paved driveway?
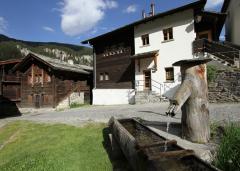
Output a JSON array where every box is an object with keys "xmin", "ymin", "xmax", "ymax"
[{"xmin": 1, "ymin": 103, "xmax": 240, "ymax": 127}]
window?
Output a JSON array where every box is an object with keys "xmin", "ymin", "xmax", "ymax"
[
  {"xmin": 99, "ymin": 73, "xmax": 104, "ymax": 81},
  {"xmin": 141, "ymin": 34, "xmax": 150, "ymax": 46},
  {"xmin": 99, "ymin": 73, "xmax": 109, "ymax": 81},
  {"xmin": 105, "ymin": 73, "xmax": 109, "ymax": 81},
  {"xmin": 165, "ymin": 67, "xmax": 174, "ymax": 81},
  {"xmin": 163, "ymin": 28, "xmax": 173, "ymax": 41}
]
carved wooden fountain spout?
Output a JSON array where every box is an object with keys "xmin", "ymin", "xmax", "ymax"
[{"xmin": 167, "ymin": 58, "xmax": 212, "ymax": 143}]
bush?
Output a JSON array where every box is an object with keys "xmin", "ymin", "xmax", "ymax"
[
  {"xmin": 70, "ymin": 102, "xmax": 89, "ymax": 109},
  {"xmin": 213, "ymin": 124, "xmax": 240, "ymax": 171},
  {"xmin": 207, "ymin": 65, "xmax": 217, "ymax": 83}
]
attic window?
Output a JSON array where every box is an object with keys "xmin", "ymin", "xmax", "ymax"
[
  {"xmin": 163, "ymin": 28, "xmax": 173, "ymax": 41},
  {"xmin": 141, "ymin": 34, "xmax": 150, "ymax": 46}
]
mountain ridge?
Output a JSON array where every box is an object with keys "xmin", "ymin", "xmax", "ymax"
[{"xmin": 0, "ymin": 34, "xmax": 93, "ymax": 66}]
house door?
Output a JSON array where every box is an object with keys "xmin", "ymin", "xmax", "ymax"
[
  {"xmin": 35, "ymin": 94, "xmax": 41, "ymax": 108},
  {"xmin": 144, "ymin": 70, "xmax": 151, "ymax": 90}
]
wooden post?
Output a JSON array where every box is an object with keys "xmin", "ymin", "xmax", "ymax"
[
  {"xmin": 168, "ymin": 59, "xmax": 212, "ymax": 143},
  {"xmin": 31, "ymin": 64, "xmax": 34, "ymax": 87}
]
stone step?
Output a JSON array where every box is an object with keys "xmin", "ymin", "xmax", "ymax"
[{"xmin": 135, "ymin": 91, "xmax": 165, "ymax": 104}]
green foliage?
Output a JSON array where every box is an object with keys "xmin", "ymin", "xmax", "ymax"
[
  {"xmin": 213, "ymin": 124, "xmax": 240, "ymax": 171},
  {"xmin": 0, "ymin": 41, "xmax": 24, "ymax": 60},
  {"xmin": 207, "ymin": 65, "xmax": 217, "ymax": 82},
  {"xmin": 0, "ymin": 121, "xmax": 111, "ymax": 171},
  {"xmin": 70, "ymin": 103, "xmax": 90, "ymax": 109}
]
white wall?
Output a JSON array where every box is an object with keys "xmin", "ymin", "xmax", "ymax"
[
  {"xmin": 134, "ymin": 9, "xmax": 196, "ymax": 94},
  {"xmin": 92, "ymin": 89, "xmax": 135, "ymax": 105},
  {"xmin": 225, "ymin": 0, "xmax": 240, "ymax": 46}
]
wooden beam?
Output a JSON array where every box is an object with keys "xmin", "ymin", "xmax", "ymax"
[
  {"xmin": 137, "ymin": 140, "xmax": 177, "ymax": 149},
  {"xmin": 148, "ymin": 149, "xmax": 195, "ymax": 160},
  {"xmin": 31, "ymin": 64, "xmax": 34, "ymax": 87}
]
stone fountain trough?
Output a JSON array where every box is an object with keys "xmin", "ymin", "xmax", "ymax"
[{"xmin": 108, "ymin": 117, "xmax": 220, "ymax": 171}]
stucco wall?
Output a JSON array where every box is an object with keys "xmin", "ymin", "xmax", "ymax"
[
  {"xmin": 225, "ymin": 0, "xmax": 240, "ymax": 46},
  {"xmin": 92, "ymin": 89, "xmax": 135, "ymax": 105},
  {"xmin": 134, "ymin": 9, "xmax": 196, "ymax": 94}
]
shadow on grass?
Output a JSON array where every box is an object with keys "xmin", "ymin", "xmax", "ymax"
[
  {"xmin": 102, "ymin": 127, "xmax": 133, "ymax": 171},
  {"xmin": 0, "ymin": 96, "xmax": 22, "ymax": 119}
]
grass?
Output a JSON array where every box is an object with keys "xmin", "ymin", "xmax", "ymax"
[
  {"xmin": 213, "ymin": 123, "xmax": 240, "ymax": 171},
  {"xmin": 0, "ymin": 121, "xmax": 111, "ymax": 171},
  {"xmin": 70, "ymin": 103, "xmax": 90, "ymax": 109}
]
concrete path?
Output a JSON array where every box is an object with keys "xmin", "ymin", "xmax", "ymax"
[{"xmin": 0, "ymin": 103, "xmax": 239, "ymax": 127}]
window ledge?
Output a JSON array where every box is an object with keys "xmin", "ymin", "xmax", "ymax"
[
  {"xmin": 140, "ymin": 44, "xmax": 150, "ymax": 48},
  {"xmin": 162, "ymin": 39, "xmax": 174, "ymax": 43},
  {"xmin": 164, "ymin": 80, "xmax": 174, "ymax": 83}
]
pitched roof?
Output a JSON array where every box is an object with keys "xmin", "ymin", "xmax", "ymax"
[
  {"xmin": 12, "ymin": 52, "xmax": 92, "ymax": 74},
  {"xmin": 82, "ymin": 0, "xmax": 207, "ymax": 44}
]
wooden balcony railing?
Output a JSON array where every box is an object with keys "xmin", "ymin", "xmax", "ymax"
[{"xmin": 193, "ymin": 39, "xmax": 240, "ymax": 65}]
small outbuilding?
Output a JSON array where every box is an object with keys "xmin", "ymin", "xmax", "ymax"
[{"xmin": 12, "ymin": 52, "xmax": 92, "ymax": 109}]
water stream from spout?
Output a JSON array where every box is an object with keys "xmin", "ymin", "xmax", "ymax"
[{"xmin": 164, "ymin": 116, "xmax": 171, "ymax": 152}]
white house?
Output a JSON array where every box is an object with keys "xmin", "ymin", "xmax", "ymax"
[
  {"xmin": 133, "ymin": 9, "xmax": 196, "ymax": 96},
  {"xmin": 222, "ymin": 0, "xmax": 240, "ymax": 46}
]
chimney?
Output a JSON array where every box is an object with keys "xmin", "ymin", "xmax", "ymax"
[
  {"xmin": 142, "ymin": 10, "xmax": 146, "ymax": 19},
  {"xmin": 150, "ymin": 3, "xmax": 155, "ymax": 16}
]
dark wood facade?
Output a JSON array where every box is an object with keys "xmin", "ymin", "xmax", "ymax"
[
  {"xmin": 0, "ymin": 59, "xmax": 21, "ymax": 104},
  {"xmin": 87, "ymin": 27, "xmax": 135, "ymax": 89},
  {"xmin": 13, "ymin": 53, "xmax": 92, "ymax": 108}
]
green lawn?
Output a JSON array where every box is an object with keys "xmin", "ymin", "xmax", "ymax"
[{"xmin": 0, "ymin": 121, "xmax": 112, "ymax": 171}]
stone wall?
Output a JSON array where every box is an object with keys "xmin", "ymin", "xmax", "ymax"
[
  {"xmin": 56, "ymin": 92, "xmax": 84, "ymax": 110},
  {"xmin": 208, "ymin": 69, "xmax": 240, "ymax": 103}
]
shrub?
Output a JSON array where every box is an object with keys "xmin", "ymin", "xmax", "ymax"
[
  {"xmin": 213, "ymin": 124, "xmax": 240, "ymax": 171},
  {"xmin": 70, "ymin": 102, "xmax": 89, "ymax": 109},
  {"xmin": 207, "ymin": 65, "xmax": 217, "ymax": 83}
]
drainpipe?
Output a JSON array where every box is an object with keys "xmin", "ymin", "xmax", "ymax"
[{"xmin": 92, "ymin": 44, "xmax": 97, "ymax": 89}]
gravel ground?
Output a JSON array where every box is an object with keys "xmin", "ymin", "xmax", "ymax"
[{"xmin": 0, "ymin": 103, "xmax": 239, "ymax": 127}]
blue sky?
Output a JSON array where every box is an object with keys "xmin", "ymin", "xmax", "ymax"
[{"xmin": 0, "ymin": 0, "xmax": 224, "ymax": 45}]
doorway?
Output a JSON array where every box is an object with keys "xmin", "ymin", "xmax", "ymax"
[
  {"xmin": 35, "ymin": 94, "xmax": 41, "ymax": 108},
  {"xmin": 144, "ymin": 70, "xmax": 151, "ymax": 90}
]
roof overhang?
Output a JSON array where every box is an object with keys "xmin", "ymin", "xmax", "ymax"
[
  {"xmin": 221, "ymin": 0, "xmax": 231, "ymax": 13},
  {"xmin": 12, "ymin": 53, "xmax": 90, "ymax": 75},
  {"xmin": 0, "ymin": 59, "xmax": 22, "ymax": 65},
  {"xmin": 82, "ymin": 0, "xmax": 207, "ymax": 45},
  {"xmin": 131, "ymin": 50, "xmax": 159, "ymax": 60},
  {"xmin": 195, "ymin": 11, "xmax": 227, "ymax": 38}
]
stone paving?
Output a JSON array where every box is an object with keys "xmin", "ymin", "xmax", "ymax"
[{"xmin": 0, "ymin": 103, "xmax": 239, "ymax": 127}]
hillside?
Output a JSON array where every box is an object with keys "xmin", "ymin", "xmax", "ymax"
[{"xmin": 0, "ymin": 34, "xmax": 93, "ymax": 66}]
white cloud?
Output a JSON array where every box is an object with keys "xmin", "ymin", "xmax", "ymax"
[
  {"xmin": 60, "ymin": 0, "xmax": 118, "ymax": 36},
  {"xmin": 0, "ymin": 17, "xmax": 7, "ymax": 34},
  {"xmin": 205, "ymin": 0, "xmax": 224, "ymax": 10},
  {"xmin": 124, "ymin": 4, "xmax": 137, "ymax": 13},
  {"xmin": 43, "ymin": 26, "xmax": 55, "ymax": 32}
]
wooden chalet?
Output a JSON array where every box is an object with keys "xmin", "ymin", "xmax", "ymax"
[
  {"xmin": 12, "ymin": 52, "xmax": 92, "ymax": 108},
  {"xmin": 0, "ymin": 59, "xmax": 22, "ymax": 104},
  {"xmin": 83, "ymin": 27, "xmax": 135, "ymax": 89}
]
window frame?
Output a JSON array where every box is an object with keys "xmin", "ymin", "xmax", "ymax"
[
  {"xmin": 141, "ymin": 34, "xmax": 150, "ymax": 46},
  {"xmin": 165, "ymin": 67, "xmax": 174, "ymax": 82},
  {"xmin": 163, "ymin": 28, "xmax": 174, "ymax": 42}
]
